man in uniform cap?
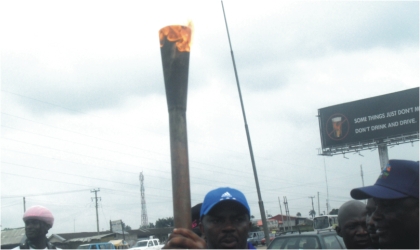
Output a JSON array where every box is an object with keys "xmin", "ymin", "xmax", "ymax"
[
  {"xmin": 350, "ymin": 159, "xmax": 419, "ymax": 249},
  {"xmin": 15, "ymin": 205, "xmax": 58, "ymax": 249},
  {"xmin": 163, "ymin": 187, "xmax": 255, "ymax": 249}
]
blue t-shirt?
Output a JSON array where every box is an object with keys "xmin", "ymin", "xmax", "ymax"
[{"xmin": 247, "ymin": 242, "xmax": 256, "ymax": 249}]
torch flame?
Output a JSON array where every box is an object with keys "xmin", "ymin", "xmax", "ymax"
[{"xmin": 159, "ymin": 22, "xmax": 193, "ymax": 52}]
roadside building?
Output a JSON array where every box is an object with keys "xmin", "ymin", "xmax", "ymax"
[{"xmin": 1, "ymin": 227, "xmax": 26, "ymax": 249}]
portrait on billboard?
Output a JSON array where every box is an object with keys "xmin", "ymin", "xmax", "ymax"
[{"xmin": 326, "ymin": 113, "xmax": 350, "ymax": 141}]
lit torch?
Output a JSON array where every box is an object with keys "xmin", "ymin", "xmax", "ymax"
[{"xmin": 159, "ymin": 24, "xmax": 192, "ymax": 229}]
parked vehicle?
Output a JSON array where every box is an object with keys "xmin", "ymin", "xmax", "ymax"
[
  {"xmin": 109, "ymin": 239, "xmax": 129, "ymax": 249},
  {"xmin": 77, "ymin": 242, "xmax": 116, "ymax": 249},
  {"xmin": 313, "ymin": 215, "xmax": 338, "ymax": 231},
  {"xmin": 261, "ymin": 233, "xmax": 276, "ymax": 245},
  {"xmin": 130, "ymin": 239, "xmax": 163, "ymax": 250},
  {"xmin": 247, "ymin": 231, "xmax": 265, "ymax": 246},
  {"xmin": 267, "ymin": 229, "xmax": 345, "ymax": 249}
]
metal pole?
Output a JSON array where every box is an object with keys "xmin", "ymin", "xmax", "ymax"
[
  {"xmin": 91, "ymin": 189, "xmax": 100, "ymax": 235},
  {"xmin": 323, "ymin": 158, "xmax": 330, "ymax": 213},
  {"xmin": 278, "ymin": 197, "xmax": 285, "ymax": 232},
  {"xmin": 317, "ymin": 192, "xmax": 320, "ymax": 216},
  {"xmin": 360, "ymin": 165, "xmax": 365, "ymax": 187},
  {"xmin": 221, "ymin": 0, "xmax": 271, "ymax": 245},
  {"xmin": 23, "ymin": 197, "xmax": 26, "ymax": 212},
  {"xmin": 361, "ymin": 164, "xmax": 366, "ymax": 204},
  {"xmin": 378, "ymin": 143, "xmax": 389, "ymax": 171}
]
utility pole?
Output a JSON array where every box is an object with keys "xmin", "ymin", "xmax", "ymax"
[
  {"xmin": 91, "ymin": 189, "xmax": 101, "ymax": 235},
  {"xmin": 323, "ymin": 158, "xmax": 330, "ymax": 213},
  {"xmin": 283, "ymin": 196, "xmax": 291, "ymax": 230},
  {"xmin": 317, "ymin": 192, "xmax": 320, "ymax": 216},
  {"xmin": 278, "ymin": 197, "xmax": 285, "ymax": 232},
  {"xmin": 360, "ymin": 165, "xmax": 365, "ymax": 187},
  {"xmin": 309, "ymin": 196, "xmax": 315, "ymax": 216},
  {"xmin": 23, "ymin": 197, "xmax": 26, "ymax": 212},
  {"xmin": 360, "ymin": 164, "xmax": 366, "ymax": 204}
]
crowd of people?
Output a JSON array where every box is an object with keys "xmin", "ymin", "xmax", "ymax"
[{"xmin": 17, "ymin": 159, "xmax": 418, "ymax": 249}]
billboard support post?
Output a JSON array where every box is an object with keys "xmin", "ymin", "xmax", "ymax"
[{"xmin": 378, "ymin": 143, "xmax": 389, "ymax": 171}]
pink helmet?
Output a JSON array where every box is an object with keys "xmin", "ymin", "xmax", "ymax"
[{"xmin": 23, "ymin": 205, "xmax": 54, "ymax": 227}]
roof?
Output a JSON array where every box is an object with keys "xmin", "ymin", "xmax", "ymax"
[
  {"xmin": 51, "ymin": 231, "xmax": 112, "ymax": 241},
  {"xmin": 49, "ymin": 234, "xmax": 66, "ymax": 243},
  {"xmin": 1, "ymin": 227, "xmax": 26, "ymax": 246},
  {"xmin": 279, "ymin": 230, "xmax": 337, "ymax": 237},
  {"xmin": 66, "ymin": 233, "xmax": 116, "ymax": 243},
  {"xmin": 270, "ymin": 214, "xmax": 299, "ymax": 221}
]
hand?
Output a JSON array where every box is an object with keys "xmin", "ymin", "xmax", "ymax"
[{"xmin": 163, "ymin": 228, "xmax": 206, "ymax": 249}]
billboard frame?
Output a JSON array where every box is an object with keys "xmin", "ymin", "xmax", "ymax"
[{"xmin": 317, "ymin": 88, "xmax": 419, "ymax": 170}]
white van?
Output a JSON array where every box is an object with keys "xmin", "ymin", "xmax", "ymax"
[{"xmin": 248, "ymin": 231, "xmax": 265, "ymax": 246}]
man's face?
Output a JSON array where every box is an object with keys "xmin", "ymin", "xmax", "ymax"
[
  {"xmin": 365, "ymin": 199, "xmax": 379, "ymax": 247},
  {"xmin": 200, "ymin": 201, "xmax": 251, "ymax": 249},
  {"xmin": 372, "ymin": 197, "xmax": 419, "ymax": 249},
  {"xmin": 340, "ymin": 215, "xmax": 371, "ymax": 249},
  {"xmin": 25, "ymin": 219, "xmax": 47, "ymax": 240}
]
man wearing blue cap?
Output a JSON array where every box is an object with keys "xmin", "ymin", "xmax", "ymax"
[
  {"xmin": 163, "ymin": 187, "xmax": 255, "ymax": 249},
  {"xmin": 350, "ymin": 159, "xmax": 419, "ymax": 249}
]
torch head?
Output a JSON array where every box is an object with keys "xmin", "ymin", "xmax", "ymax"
[{"xmin": 159, "ymin": 25, "xmax": 192, "ymax": 111}]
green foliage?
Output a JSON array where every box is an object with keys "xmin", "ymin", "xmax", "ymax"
[
  {"xmin": 155, "ymin": 217, "xmax": 174, "ymax": 228},
  {"xmin": 125, "ymin": 225, "xmax": 132, "ymax": 230},
  {"xmin": 296, "ymin": 212, "xmax": 301, "ymax": 217},
  {"xmin": 309, "ymin": 209, "xmax": 316, "ymax": 218}
]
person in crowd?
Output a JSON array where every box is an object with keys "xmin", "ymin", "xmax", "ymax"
[
  {"xmin": 191, "ymin": 203, "xmax": 202, "ymax": 237},
  {"xmin": 15, "ymin": 205, "xmax": 58, "ymax": 249},
  {"xmin": 335, "ymin": 200, "xmax": 372, "ymax": 249},
  {"xmin": 163, "ymin": 187, "xmax": 255, "ymax": 249},
  {"xmin": 365, "ymin": 198, "xmax": 379, "ymax": 248},
  {"xmin": 351, "ymin": 159, "xmax": 419, "ymax": 249}
]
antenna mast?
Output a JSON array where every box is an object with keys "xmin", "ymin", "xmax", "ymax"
[{"xmin": 221, "ymin": 0, "xmax": 271, "ymax": 245}]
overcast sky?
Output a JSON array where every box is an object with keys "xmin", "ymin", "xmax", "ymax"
[{"xmin": 1, "ymin": 0, "xmax": 419, "ymax": 235}]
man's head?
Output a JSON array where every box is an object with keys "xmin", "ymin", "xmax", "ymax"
[
  {"xmin": 23, "ymin": 206, "xmax": 54, "ymax": 241},
  {"xmin": 191, "ymin": 203, "xmax": 202, "ymax": 237},
  {"xmin": 350, "ymin": 159, "xmax": 419, "ymax": 249},
  {"xmin": 336, "ymin": 200, "xmax": 371, "ymax": 249},
  {"xmin": 199, "ymin": 187, "xmax": 251, "ymax": 249}
]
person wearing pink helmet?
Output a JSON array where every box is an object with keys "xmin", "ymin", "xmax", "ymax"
[{"xmin": 14, "ymin": 205, "xmax": 58, "ymax": 249}]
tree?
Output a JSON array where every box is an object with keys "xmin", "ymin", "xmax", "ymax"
[
  {"xmin": 309, "ymin": 209, "xmax": 316, "ymax": 218},
  {"xmin": 329, "ymin": 209, "xmax": 338, "ymax": 215},
  {"xmin": 155, "ymin": 217, "xmax": 174, "ymax": 228},
  {"xmin": 296, "ymin": 212, "xmax": 301, "ymax": 217},
  {"xmin": 149, "ymin": 222, "xmax": 154, "ymax": 228},
  {"xmin": 125, "ymin": 225, "xmax": 132, "ymax": 231}
]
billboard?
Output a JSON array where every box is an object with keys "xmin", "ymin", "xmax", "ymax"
[
  {"xmin": 111, "ymin": 220, "xmax": 123, "ymax": 232},
  {"xmin": 318, "ymin": 87, "xmax": 419, "ymax": 151}
]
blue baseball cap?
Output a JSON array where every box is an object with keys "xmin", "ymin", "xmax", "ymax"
[
  {"xmin": 351, "ymin": 159, "xmax": 419, "ymax": 200},
  {"xmin": 200, "ymin": 187, "xmax": 250, "ymax": 218}
]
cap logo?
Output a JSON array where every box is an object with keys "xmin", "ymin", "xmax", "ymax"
[
  {"xmin": 220, "ymin": 192, "xmax": 235, "ymax": 200},
  {"xmin": 378, "ymin": 163, "xmax": 391, "ymax": 179}
]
